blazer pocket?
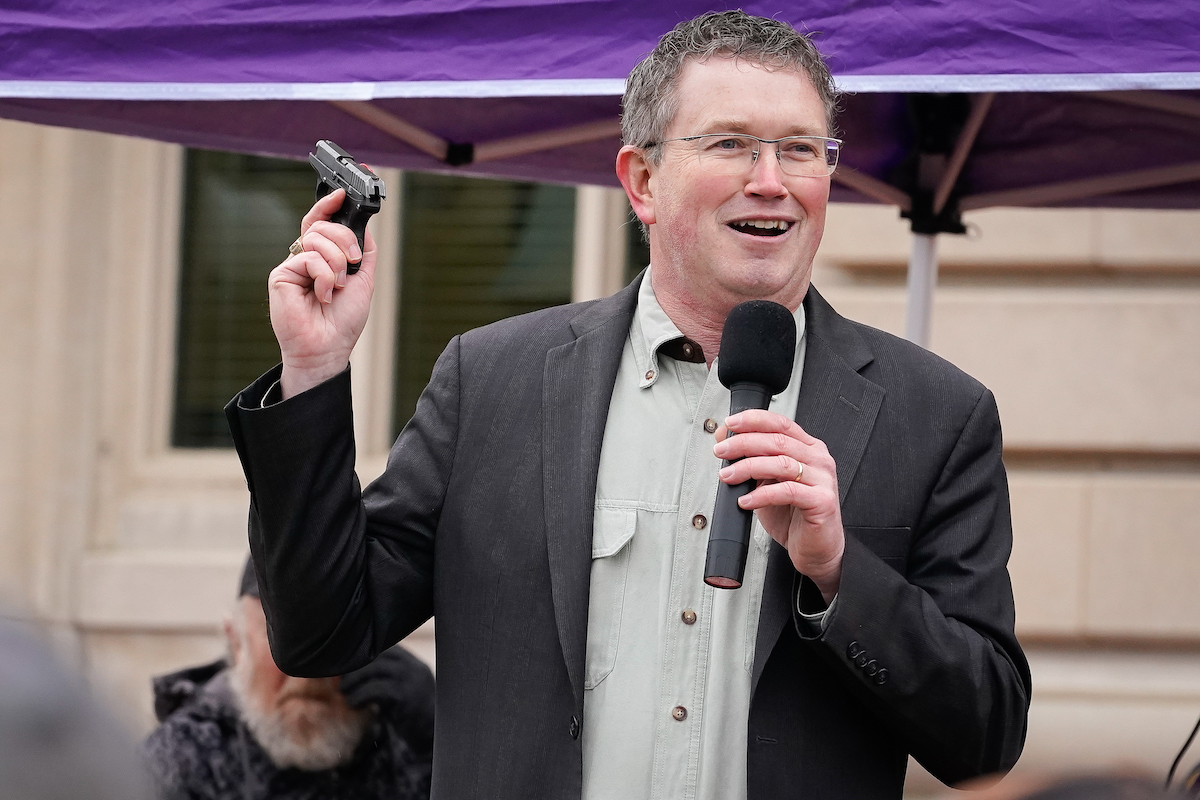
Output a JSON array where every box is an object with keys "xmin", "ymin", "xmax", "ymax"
[
  {"xmin": 845, "ymin": 526, "xmax": 912, "ymax": 573},
  {"xmin": 585, "ymin": 506, "xmax": 636, "ymax": 690}
]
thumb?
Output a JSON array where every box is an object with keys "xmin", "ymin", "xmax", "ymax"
[{"xmin": 300, "ymin": 188, "xmax": 347, "ymax": 234}]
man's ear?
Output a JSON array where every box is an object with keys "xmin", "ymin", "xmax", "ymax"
[
  {"xmin": 616, "ymin": 145, "xmax": 656, "ymax": 227},
  {"xmin": 223, "ymin": 615, "xmax": 241, "ymax": 665}
]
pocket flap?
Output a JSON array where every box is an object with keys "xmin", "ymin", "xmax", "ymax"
[
  {"xmin": 845, "ymin": 526, "xmax": 912, "ymax": 570},
  {"xmin": 592, "ymin": 506, "xmax": 637, "ymax": 558}
]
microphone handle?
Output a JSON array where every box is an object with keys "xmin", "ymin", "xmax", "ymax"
[{"xmin": 704, "ymin": 383, "xmax": 773, "ymax": 589}]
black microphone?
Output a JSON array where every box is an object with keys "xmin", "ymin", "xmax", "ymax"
[{"xmin": 704, "ymin": 300, "xmax": 796, "ymax": 589}]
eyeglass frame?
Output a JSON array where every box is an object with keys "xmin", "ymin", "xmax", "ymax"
[{"xmin": 647, "ymin": 132, "xmax": 843, "ymax": 177}]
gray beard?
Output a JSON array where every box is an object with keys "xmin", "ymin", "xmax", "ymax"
[{"xmin": 228, "ymin": 664, "xmax": 371, "ymax": 772}]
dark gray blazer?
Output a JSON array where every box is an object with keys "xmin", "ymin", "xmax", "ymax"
[{"xmin": 227, "ymin": 277, "xmax": 1030, "ymax": 800}]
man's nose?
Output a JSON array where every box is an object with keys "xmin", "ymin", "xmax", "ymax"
[{"xmin": 745, "ymin": 144, "xmax": 789, "ymax": 198}]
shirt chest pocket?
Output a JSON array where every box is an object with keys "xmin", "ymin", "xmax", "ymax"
[{"xmin": 584, "ymin": 506, "xmax": 636, "ymax": 690}]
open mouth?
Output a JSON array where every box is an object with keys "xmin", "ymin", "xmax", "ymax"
[{"xmin": 729, "ymin": 219, "xmax": 791, "ymax": 237}]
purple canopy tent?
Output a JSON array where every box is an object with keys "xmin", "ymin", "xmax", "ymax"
[{"xmin": 1, "ymin": 0, "xmax": 1198, "ymax": 344}]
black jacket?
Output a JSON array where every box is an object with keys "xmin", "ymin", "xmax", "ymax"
[
  {"xmin": 228, "ymin": 280, "xmax": 1031, "ymax": 799},
  {"xmin": 142, "ymin": 658, "xmax": 431, "ymax": 800}
]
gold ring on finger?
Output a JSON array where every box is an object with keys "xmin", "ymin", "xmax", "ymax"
[
  {"xmin": 288, "ymin": 236, "xmax": 304, "ymax": 256},
  {"xmin": 795, "ymin": 460, "xmax": 805, "ymax": 482}
]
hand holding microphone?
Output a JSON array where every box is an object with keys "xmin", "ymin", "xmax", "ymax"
[
  {"xmin": 705, "ymin": 301, "xmax": 845, "ymax": 602},
  {"xmin": 704, "ymin": 300, "xmax": 796, "ymax": 589}
]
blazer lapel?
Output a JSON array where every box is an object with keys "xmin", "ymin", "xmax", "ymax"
[
  {"xmin": 543, "ymin": 277, "xmax": 640, "ymax": 709},
  {"xmin": 752, "ymin": 286, "xmax": 886, "ymax": 694}
]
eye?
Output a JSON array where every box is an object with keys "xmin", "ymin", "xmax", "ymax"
[
  {"xmin": 705, "ymin": 136, "xmax": 751, "ymax": 152},
  {"xmin": 781, "ymin": 138, "xmax": 819, "ymax": 158}
]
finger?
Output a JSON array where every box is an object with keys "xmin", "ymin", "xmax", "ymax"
[
  {"xmin": 302, "ymin": 229, "xmax": 350, "ymax": 281},
  {"xmin": 338, "ymin": 224, "xmax": 379, "ymax": 287},
  {"xmin": 361, "ymin": 224, "xmax": 377, "ymax": 260},
  {"xmin": 270, "ymin": 252, "xmax": 316, "ymax": 289},
  {"xmin": 726, "ymin": 408, "xmax": 819, "ymax": 446},
  {"xmin": 308, "ymin": 219, "xmax": 362, "ymax": 265},
  {"xmin": 714, "ymin": 429, "xmax": 807, "ymax": 463},
  {"xmin": 714, "ymin": 429, "xmax": 835, "ymax": 475},
  {"xmin": 737, "ymin": 478, "xmax": 837, "ymax": 514},
  {"xmin": 300, "ymin": 188, "xmax": 347, "ymax": 234},
  {"xmin": 283, "ymin": 251, "xmax": 337, "ymax": 304},
  {"xmin": 714, "ymin": 423, "xmax": 730, "ymax": 443},
  {"xmin": 272, "ymin": 248, "xmax": 333, "ymax": 287},
  {"xmin": 718, "ymin": 453, "xmax": 810, "ymax": 486}
]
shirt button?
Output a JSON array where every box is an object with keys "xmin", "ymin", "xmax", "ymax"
[
  {"xmin": 569, "ymin": 715, "xmax": 580, "ymax": 739},
  {"xmin": 703, "ymin": 418, "xmax": 718, "ymax": 434},
  {"xmin": 682, "ymin": 342, "xmax": 694, "ymax": 358},
  {"xmin": 645, "ymin": 369, "xmax": 655, "ymax": 381},
  {"xmin": 681, "ymin": 609, "xmax": 697, "ymax": 625},
  {"xmin": 692, "ymin": 514, "xmax": 707, "ymax": 529},
  {"xmin": 672, "ymin": 705, "xmax": 688, "ymax": 721}
]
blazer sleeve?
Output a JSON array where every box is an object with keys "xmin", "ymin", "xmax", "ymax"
[
  {"xmin": 795, "ymin": 387, "xmax": 1031, "ymax": 785},
  {"xmin": 225, "ymin": 337, "xmax": 463, "ymax": 677}
]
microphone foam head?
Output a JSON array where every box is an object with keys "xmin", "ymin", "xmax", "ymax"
[{"xmin": 717, "ymin": 300, "xmax": 797, "ymax": 394}]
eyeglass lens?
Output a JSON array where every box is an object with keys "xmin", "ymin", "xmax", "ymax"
[{"xmin": 690, "ymin": 135, "xmax": 839, "ymax": 177}]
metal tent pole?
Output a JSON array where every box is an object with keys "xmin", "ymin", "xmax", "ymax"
[
  {"xmin": 904, "ymin": 232, "xmax": 939, "ymax": 348},
  {"xmin": 897, "ymin": 92, "xmax": 993, "ymax": 349}
]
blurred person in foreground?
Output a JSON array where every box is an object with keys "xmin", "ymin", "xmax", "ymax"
[
  {"xmin": 947, "ymin": 772, "xmax": 1178, "ymax": 800},
  {"xmin": 226, "ymin": 9, "xmax": 1031, "ymax": 799},
  {"xmin": 0, "ymin": 613, "xmax": 156, "ymax": 800},
  {"xmin": 142, "ymin": 560, "xmax": 433, "ymax": 800}
]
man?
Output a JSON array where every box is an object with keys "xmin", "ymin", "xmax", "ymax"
[
  {"xmin": 227, "ymin": 10, "xmax": 1030, "ymax": 799},
  {"xmin": 142, "ymin": 561, "xmax": 433, "ymax": 800}
]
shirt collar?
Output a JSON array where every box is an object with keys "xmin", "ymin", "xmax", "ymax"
[
  {"xmin": 630, "ymin": 267, "xmax": 808, "ymax": 390},
  {"xmin": 630, "ymin": 267, "xmax": 692, "ymax": 388}
]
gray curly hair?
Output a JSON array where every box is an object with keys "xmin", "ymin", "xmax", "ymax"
[{"xmin": 621, "ymin": 11, "xmax": 840, "ymax": 164}]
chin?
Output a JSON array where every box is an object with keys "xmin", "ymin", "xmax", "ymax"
[
  {"xmin": 718, "ymin": 262, "xmax": 809, "ymax": 305},
  {"xmin": 231, "ymin": 668, "xmax": 371, "ymax": 771},
  {"xmin": 255, "ymin": 695, "xmax": 370, "ymax": 771},
  {"xmin": 278, "ymin": 696, "xmax": 346, "ymax": 734}
]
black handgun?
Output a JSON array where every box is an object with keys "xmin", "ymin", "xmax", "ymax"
[{"xmin": 308, "ymin": 140, "xmax": 386, "ymax": 274}]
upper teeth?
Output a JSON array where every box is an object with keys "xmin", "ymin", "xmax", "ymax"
[{"xmin": 737, "ymin": 220, "xmax": 790, "ymax": 230}]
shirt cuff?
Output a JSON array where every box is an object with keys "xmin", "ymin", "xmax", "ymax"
[
  {"xmin": 259, "ymin": 379, "xmax": 283, "ymax": 409},
  {"xmin": 793, "ymin": 572, "xmax": 838, "ymax": 638},
  {"xmin": 796, "ymin": 592, "xmax": 838, "ymax": 634}
]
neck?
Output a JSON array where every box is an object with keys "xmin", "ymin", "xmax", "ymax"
[
  {"xmin": 653, "ymin": 288, "xmax": 726, "ymax": 367},
  {"xmin": 648, "ymin": 270, "xmax": 808, "ymax": 368}
]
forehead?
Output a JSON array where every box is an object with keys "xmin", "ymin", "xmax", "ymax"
[{"xmin": 667, "ymin": 57, "xmax": 828, "ymax": 138}]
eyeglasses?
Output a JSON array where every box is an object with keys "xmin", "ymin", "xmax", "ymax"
[{"xmin": 652, "ymin": 133, "xmax": 842, "ymax": 178}]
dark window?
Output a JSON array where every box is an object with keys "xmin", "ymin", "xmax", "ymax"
[
  {"xmin": 173, "ymin": 155, "xmax": 582, "ymax": 448},
  {"xmin": 393, "ymin": 173, "xmax": 575, "ymax": 433},
  {"xmin": 173, "ymin": 150, "xmax": 311, "ymax": 448}
]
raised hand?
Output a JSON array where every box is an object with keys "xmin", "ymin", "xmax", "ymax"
[
  {"xmin": 714, "ymin": 409, "xmax": 844, "ymax": 602},
  {"xmin": 269, "ymin": 188, "xmax": 378, "ymax": 399}
]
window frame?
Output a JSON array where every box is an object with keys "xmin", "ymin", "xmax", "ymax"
[{"xmin": 158, "ymin": 160, "xmax": 629, "ymax": 477}]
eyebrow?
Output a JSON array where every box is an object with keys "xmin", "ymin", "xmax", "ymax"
[{"xmin": 698, "ymin": 119, "xmax": 828, "ymax": 137}]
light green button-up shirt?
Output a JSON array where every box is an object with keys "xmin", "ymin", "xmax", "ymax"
[{"xmin": 582, "ymin": 271, "xmax": 807, "ymax": 800}]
